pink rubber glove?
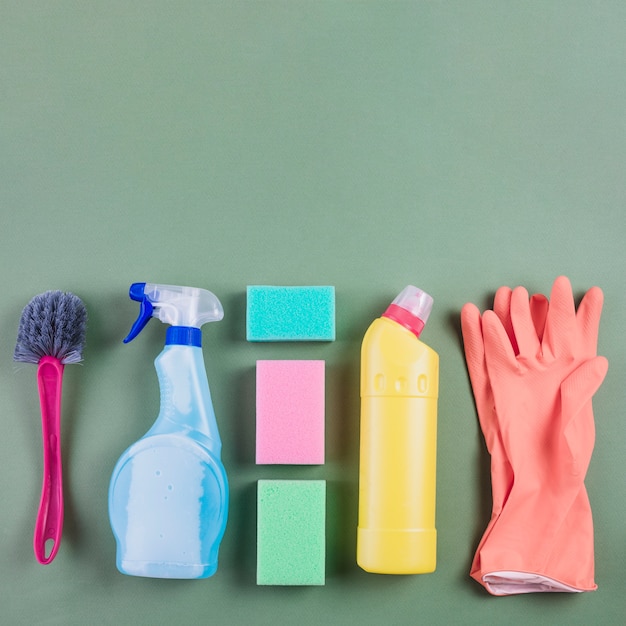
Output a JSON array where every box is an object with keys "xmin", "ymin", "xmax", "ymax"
[
  {"xmin": 461, "ymin": 287, "xmax": 548, "ymax": 586},
  {"xmin": 462, "ymin": 277, "xmax": 607, "ymax": 595}
]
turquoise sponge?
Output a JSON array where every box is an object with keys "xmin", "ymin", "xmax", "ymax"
[
  {"xmin": 246, "ymin": 286, "xmax": 335, "ymax": 341},
  {"xmin": 257, "ymin": 480, "xmax": 326, "ymax": 585}
]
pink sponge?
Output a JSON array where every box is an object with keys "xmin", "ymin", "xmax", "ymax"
[{"xmin": 256, "ymin": 360, "xmax": 325, "ymax": 465}]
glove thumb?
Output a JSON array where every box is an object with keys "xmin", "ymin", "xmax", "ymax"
[{"xmin": 560, "ymin": 355, "xmax": 608, "ymax": 476}]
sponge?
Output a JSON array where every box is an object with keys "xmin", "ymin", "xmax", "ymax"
[
  {"xmin": 256, "ymin": 360, "xmax": 325, "ymax": 464},
  {"xmin": 246, "ymin": 285, "xmax": 335, "ymax": 341},
  {"xmin": 257, "ymin": 480, "xmax": 326, "ymax": 585}
]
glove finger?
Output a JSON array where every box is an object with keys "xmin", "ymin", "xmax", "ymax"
[
  {"xmin": 543, "ymin": 276, "xmax": 576, "ymax": 358},
  {"xmin": 461, "ymin": 302, "xmax": 489, "ymax": 402},
  {"xmin": 483, "ymin": 309, "xmax": 518, "ymax": 373},
  {"xmin": 529, "ymin": 293, "xmax": 548, "ymax": 343},
  {"xmin": 575, "ymin": 286, "xmax": 604, "ymax": 355},
  {"xmin": 462, "ymin": 304, "xmax": 505, "ymax": 458},
  {"xmin": 493, "ymin": 287, "xmax": 517, "ymax": 354},
  {"xmin": 510, "ymin": 286, "xmax": 541, "ymax": 360}
]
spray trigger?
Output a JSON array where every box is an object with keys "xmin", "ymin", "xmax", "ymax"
[{"xmin": 124, "ymin": 283, "xmax": 153, "ymax": 343}]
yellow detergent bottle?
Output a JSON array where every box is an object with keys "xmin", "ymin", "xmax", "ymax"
[{"xmin": 357, "ymin": 286, "xmax": 439, "ymax": 574}]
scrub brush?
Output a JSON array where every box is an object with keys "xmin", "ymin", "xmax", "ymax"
[{"xmin": 14, "ymin": 291, "xmax": 87, "ymax": 564}]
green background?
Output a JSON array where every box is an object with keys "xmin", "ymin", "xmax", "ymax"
[{"xmin": 1, "ymin": 1, "xmax": 624, "ymax": 624}]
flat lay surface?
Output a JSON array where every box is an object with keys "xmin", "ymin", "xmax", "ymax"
[{"xmin": 1, "ymin": 2, "xmax": 625, "ymax": 624}]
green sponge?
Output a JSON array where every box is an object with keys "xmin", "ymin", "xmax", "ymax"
[
  {"xmin": 246, "ymin": 286, "xmax": 335, "ymax": 341},
  {"xmin": 257, "ymin": 480, "xmax": 326, "ymax": 585}
]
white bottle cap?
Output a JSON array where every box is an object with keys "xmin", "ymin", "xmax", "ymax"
[
  {"xmin": 383, "ymin": 285, "xmax": 433, "ymax": 337},
  {"xmin": 392, "ymin": 286, "xmax": 433, "ymax": 325}
]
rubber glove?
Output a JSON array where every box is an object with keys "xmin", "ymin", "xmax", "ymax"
[
  {"xmin": 461, "ymin": 287, "xmax": 548, "ymax": 586},
  {"xmin": 462, "ymin": 276, "xmax": 607, "ymax": 595}
]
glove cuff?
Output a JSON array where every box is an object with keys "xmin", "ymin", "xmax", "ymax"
[{"xmin": 481, "ymin": 570, "xmax": 596, "ymax": 595}]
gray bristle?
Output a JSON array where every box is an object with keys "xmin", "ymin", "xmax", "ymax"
[{"xmin": 14, "ymin": 291, "xmax": 87, "ymax": 365}]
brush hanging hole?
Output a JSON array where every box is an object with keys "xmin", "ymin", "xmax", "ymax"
[{"xmin": 44, "ymin": 538, "xmax": 55, "ymax": 560}]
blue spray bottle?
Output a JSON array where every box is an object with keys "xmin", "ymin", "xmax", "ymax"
[{"xmin": 108, "ymin": 283, "xmax": 228, "ymax": 579}]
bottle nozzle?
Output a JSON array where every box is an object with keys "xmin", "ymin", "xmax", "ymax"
[{"xmin": 123, "ymin": 282, "xmax": 224, "ymax": 343}]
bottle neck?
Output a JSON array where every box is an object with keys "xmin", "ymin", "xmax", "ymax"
[
  {"xmin": 151, "ymin": 333, "xmax": 221, "ymax": 454},
  {"xmin": 382, "ymin": 304, "xmax": 425, "ymax": 338},
  {"xmin": 166, "ymin": 326, "xmax": 202, "ymax": 347}
]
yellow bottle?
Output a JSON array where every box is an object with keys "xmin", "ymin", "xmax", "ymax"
[{"xmin": 357, "ymin": 286, "xmax": 439, "ymax": 574}]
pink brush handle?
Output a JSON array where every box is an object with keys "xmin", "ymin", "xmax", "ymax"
[{"xmin": 34, "ymin": 356, "xmax": 65, "ymax": 564}]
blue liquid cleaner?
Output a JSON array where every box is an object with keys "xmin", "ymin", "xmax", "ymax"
[{"xmin": 109, "ymin": 284, "xmax": 228, "ymax": 579}]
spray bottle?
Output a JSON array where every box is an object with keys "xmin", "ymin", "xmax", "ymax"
[
  {"xmin": 357, "ymin": 286, "xmax": 439, "ymax": 574},
  {"xmin": 108, "ymin": 283, "xmax": 228, "ymax": 579}
]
